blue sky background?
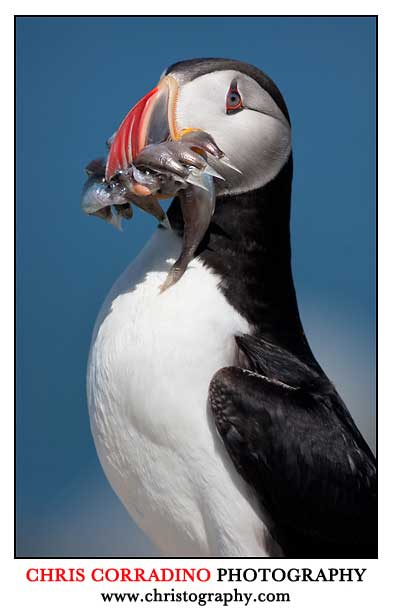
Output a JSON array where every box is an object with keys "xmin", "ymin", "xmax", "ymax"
[{"xmin": 16, "ymin": 16, "xmax": 376, "ymax": 557}]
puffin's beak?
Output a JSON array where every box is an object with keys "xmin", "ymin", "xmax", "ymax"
[{"xmin": 105, "ymin": 76, "xmax": 180, "ymax": 182}]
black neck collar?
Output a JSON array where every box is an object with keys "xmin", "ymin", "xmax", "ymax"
[{"xmin": 167, "ymin": 156, "xmax": 317, "ymax": 366}]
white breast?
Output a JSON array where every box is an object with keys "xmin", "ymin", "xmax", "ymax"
[{"xmin": 87, "ymin": 227, "xmax": 276, "ymax": 556}]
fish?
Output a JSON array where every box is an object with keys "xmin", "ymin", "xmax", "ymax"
[
  {"xmin": 81, "ymin": 175, "xmax": 126, "ymax": 214},
  {"xmin": 92, "ymin": 205, "xmax": 125, "ymax": 231},
  {"xmin": 82, "ymin": 131, "xmax": 237, "ymax": 285},
  {"xmin": 160, "ymin": 172, "xmax": 216, "ymax": 293},
  {"xmin": 81, "ymin": 160, "xmax": 169, "ymax": 229},
  {"xmin": 81, "ymin": 171, "xmax": 131, "ymax": 230}
]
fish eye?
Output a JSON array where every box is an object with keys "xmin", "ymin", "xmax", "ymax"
[{"xmin": 226, "ymin": 82, "xmax": 243, "ymax": 114}]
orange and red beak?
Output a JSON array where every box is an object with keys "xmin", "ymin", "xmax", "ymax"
[{"xmin": 105, "ymin": 75, "xmax": 180, "ymax": 182}]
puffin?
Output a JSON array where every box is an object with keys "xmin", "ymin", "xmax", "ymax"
[{"xmin": 86, "ymin": 58, "xmax": 377, "ymax": 558}]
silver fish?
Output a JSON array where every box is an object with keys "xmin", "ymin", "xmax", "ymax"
[
  {"xmin": 160, "ymin": 173, "xmax": 216, "ymax": 292},
  {"xmin": 92, "ymin": 205, "xmax": 125, "ymax": 231},
  {"xmin": 81, "ymin": 176, "xmax": 123, "ymax": 213},
  {"xmin": 82, "ymin": 156, "xmax": 170, "ymax": 228},
  {"xmin": 81, "ymin": 173, "xmax": 132, "ymax": 230}
]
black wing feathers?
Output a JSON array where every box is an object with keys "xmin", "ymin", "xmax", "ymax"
[{"xmin": 209, "ymin": 335, "xmax": 377, "ymax": 557}]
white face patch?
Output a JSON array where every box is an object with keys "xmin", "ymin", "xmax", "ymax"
[{"xmin": 174, "ymin": 70, "xmax": 292, "ymax": 196}]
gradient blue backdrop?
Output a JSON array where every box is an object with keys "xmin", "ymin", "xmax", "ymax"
[{"xmin": 16, "ymin": 16, "xmax": 376, "ymax": 556}]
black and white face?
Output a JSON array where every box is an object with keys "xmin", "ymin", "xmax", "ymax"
[
  {"xmin": 174, "ymin": 68, "xmax": 292, "ymax": 195},
  {"xmin": 105, "ymin": 59, "xmax": 292, "ymax": 197}
]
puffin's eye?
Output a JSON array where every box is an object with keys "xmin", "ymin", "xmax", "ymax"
[{"xmin": 226, "ymin": 82, "xmax": 243, "ymax": 114}]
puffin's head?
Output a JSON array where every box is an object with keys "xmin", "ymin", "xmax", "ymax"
[{"xmin": 106, "ymin": 58, "xmax": 292, "ymax": 196}]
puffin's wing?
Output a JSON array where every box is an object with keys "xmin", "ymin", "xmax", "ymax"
[{"xmin": 209, "ymin": 337, "xmax": 377, "ymax": 558}]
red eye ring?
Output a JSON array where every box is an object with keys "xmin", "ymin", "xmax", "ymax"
[{"xmin": 226, "ymin": 82, "xmax": 243, "ymax": 114}]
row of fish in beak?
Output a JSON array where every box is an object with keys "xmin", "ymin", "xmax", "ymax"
[{"xmin": 81, "ymin": 129, "xmax": 240, "ymax": 291}]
